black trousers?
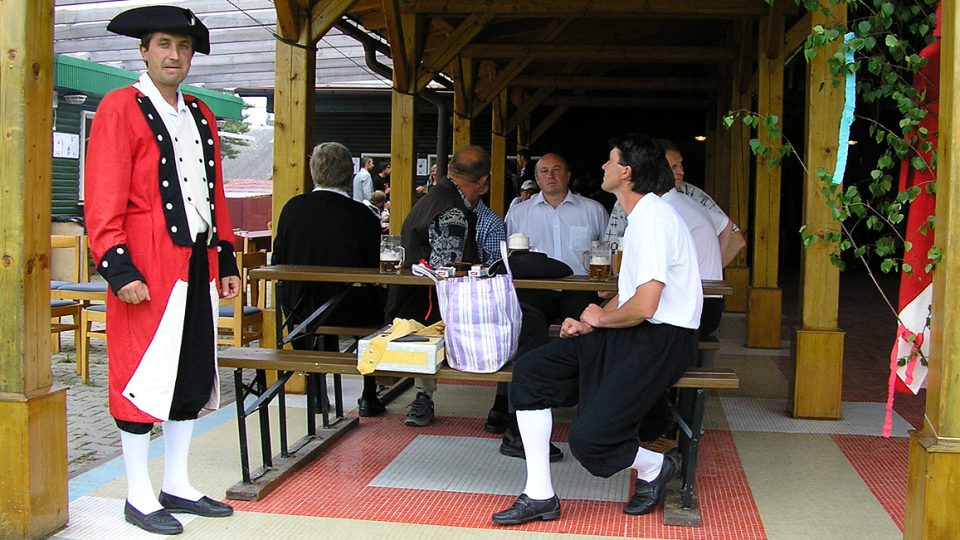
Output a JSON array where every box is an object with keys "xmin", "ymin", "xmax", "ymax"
[
  {"xmin": 117, "ymin": 236, "xmax": 215, "ymax": 435},
  {"xmin": 510, "ymin": 322, "xmax": 697, "ymax": 478}
]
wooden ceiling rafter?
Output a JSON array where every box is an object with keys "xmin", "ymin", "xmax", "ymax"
[
  {"xmin": 310, "ymin": 0, "xmax": 358, "ymax": 42},
  {"xmin": 461, "ymin": 44, "xmax": 738, "ymax": 63},
  {"xmin": 512, "ymin": 75, "xmax": 721, "ymax": 92},
  {"xmin": 398, "ymin": 0, "xmax": 779, "ymax": 18},
  {"xmin": 415, "ymin": 12, "xmax": 495, "ymax": 91}
]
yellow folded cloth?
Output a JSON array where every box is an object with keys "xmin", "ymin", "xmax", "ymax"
[{"xmin": 358, "ymin": 318, "xmax": 426, "ymax": 375}]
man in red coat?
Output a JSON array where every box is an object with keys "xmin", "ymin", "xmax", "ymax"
[{"xmin": 84, "ymin": 6, "xmax": 239, "ymax": 535}]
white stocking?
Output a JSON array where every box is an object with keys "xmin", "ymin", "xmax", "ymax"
[
  {"xmin": 161, "ymin": 420, "xmax": 204, "ymax": 501},
  {"xmin": 516, "ymin": 408, "xmax": 555, "ymax": 499},
  {"xmin": 630, "ymin": 446, "xmax": 664, "ymax": 482},
  {"xmin": 120, "ymin": 430, "xmax": 162, "ymax": 513}
]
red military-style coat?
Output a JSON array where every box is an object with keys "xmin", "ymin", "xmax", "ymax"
[{"xmin": 84, "ymin": 85, "xmax": 237, "ymax": 424}]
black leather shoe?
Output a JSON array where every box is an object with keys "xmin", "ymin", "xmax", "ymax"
[
  {"xmin": 159, "ymin": 491, "xmax": 234, "ymax": 517},
  {"xmin": 484, "ymin": 408, "xmax": 508, "ymax": 434},
  {"xmin": 624, "ymin": 457, "xmax": 675, "ymax": 515},
  {"xmin": 358, "ymin": 396, "xmax": 386, "ymax": 417},
  {"xmin": 124, "ymin": 500, "xmax": 183, "ymax": 535},
  {"xmin": 499, "ymin": 430, "xmax": 563, "ymax": 462},
  {"xmin": 492, "ymin": 494, "xmax": 561, "ymax": 525}
]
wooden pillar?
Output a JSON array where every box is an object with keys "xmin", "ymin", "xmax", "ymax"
[
  {"xmin": 490, "ymin": 91, "xmax": 508, "ymax": 217},
  {"xmin": 746, "ymin": 12, "xmax": 785, "ymax": 348},
  {"xmin": 792, "ymin": 5, "xmax": 846, "ymax": 419},
  {"xmin": 272, "ymin": 33, "xmax": 316, "ymax": 233},
  {"xmin": 0, "ymin": 1, "xmax": 68, "ymax": 537},
  {"xmin": 389, "ymin": 90, "xmax": 418, "ymax": 233},
  {"xmin": 453, "ymin": 57, "xmax": 474, "ymax": 154},
  {"xmin": 904, "ymin": 2, "xmax": 960, "ymax": 536}
]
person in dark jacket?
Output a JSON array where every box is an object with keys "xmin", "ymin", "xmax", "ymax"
[{"xmin": 272, "ymin": 142, "xmax": 386, "ymax": 417}]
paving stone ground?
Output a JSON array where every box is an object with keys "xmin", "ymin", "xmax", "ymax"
[{"xmin": 51, "ymin": 331, "xmax": 252, "ymax": 476}]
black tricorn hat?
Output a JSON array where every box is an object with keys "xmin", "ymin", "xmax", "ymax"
[
  {"xmin": 107, "ymin": 6, "xmax": 210, "ymax": 55},
  {"xmin": 488, "ymin": 251, "xmax": 573, "ymax": 279}
]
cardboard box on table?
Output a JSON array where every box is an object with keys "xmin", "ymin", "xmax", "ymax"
[{"xmin": 357, "ymin": 325, "xmax": 445, "ymax": 374}]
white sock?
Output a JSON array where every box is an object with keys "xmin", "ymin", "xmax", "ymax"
[
  {"xmin": 120, "ymin": 429, "xmax": 162, "ymax": 513},
  {"xmin": 161, "ymin": 420, "xmax": 204, "ymax": 501},
  {"xmin": 517, "ymin": 408, "xmax": 555, "ymax": 500},
  {"xmin": 631, "ymin": 446, "xmax": 664, "ymax": 482}
]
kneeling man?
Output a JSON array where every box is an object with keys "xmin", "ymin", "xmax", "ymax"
[{"xmin": 492, "ymin": 135, "xmax": 702, "ymax": 524}]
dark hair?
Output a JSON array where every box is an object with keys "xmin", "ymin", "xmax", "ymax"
[
  {"xmin": 516, "ymin": 148, "xmax": 531, "ymax": 160},
  {"xmin": 657, "ymin": 138, "xmax": 680, "ymax": 153},
  {"xmin": 608, "ymin": 135, "xmax": 674, "ymax": 195},
  {"xmin": 378, "ymin": 162, "xmax": 391, "ymax": 173},
  {"xmin": 449, "ymin": 145, "xmax": 491, "ymax": 183}
]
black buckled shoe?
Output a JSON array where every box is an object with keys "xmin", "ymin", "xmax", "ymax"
[
  {"xmin": 124, "ymin": 500, "xmax": 183, "ymax": 535},
  {"xmin": 158, "ymin": 491, "xmax": 234, "ymax": 517},
  {"xmin": 358, "ymin": 396, "xmax": 386, "ymax": 417},
  {"xmin": 624, "ymin": 457, "xmax": 675, "ymax": 515},
  {"xmin": 484, "ymin": 407, "xmax": 509, "ymax": 434},
  {"xmin": 492, "ymin": 494, "xmax": 561, "ymax": 525},
  {"xmin": 499, "ymin": 430, "xmax": 563, "ymax": 462}
]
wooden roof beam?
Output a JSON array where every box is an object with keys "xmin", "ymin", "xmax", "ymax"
[
  {"xmin": 471, "ymin": 18, "xmax": 571, "ymax": 116},
  {"xmin": 416, "ymin": 12, "xmax": 495, "ymax": 91},
  {"xmin": 274, "ymin": 0, "xmax": 304, "ymax": 40},
  {"xmin": 512, "ymin": 75, "xmax": 720, "ymax": 91},
  {"xmin": 541, "ymin": 96, "xmax": 710, "ymax": 109},
  {"xmin": 399, "ymin": 0, "xmax": 778, "ymax": 18},
  {"xmin": 764, "ymin": 0, "xmax": 786, "ymax": 60},
  {"xmin": 310, "ymin": 0, "xmax": 357, "ymax": 42},
  {"xmin": 462, "ymin": 44, "xmax": 737, "ymax": 63}
]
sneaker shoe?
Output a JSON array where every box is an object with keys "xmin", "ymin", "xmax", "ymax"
[{"xmin": 404, "ymin": 392, "xmax": 435, "ymax": 427}]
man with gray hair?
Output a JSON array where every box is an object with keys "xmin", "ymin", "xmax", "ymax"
[{"xmin": 273, "ymin": 142, "xmax": 386, "ymax": 418}]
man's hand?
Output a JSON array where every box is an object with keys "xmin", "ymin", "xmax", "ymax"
[
  {"xmin": 559, "ymin": 317, "xmax": 593, "ymax": 338},
  {"xmin": 117, "ymin": 280, "xmax": 151, "ymax": 304},
  {"xmin": 597, "ymin": 290, "xmax": 616, "ymax": 300},
  {"xmin": 579, "ymin": 303, "xmax": 606, "ymax": 328},
  {"xmin": 220, "ymin": 275, "xmax": 241, "ymax": 299}
]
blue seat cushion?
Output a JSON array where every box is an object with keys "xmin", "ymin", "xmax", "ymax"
[
  {"xmin": 219, "ymin": 306, "xmax": 261, "ymax": 317},
  {"xmin": 57, "ymin": 281, "xmax": 108, "ymax": 292},
  {"xmin": 51, "ymin": 300, "xmax": 79, "ymax": 308},
  {"xmin": 86, "ymin": 304, "xmax": 107, "ymax": 313},
  {"xmin": 51, "ymin": 280, "xmax": 72, "ymax": 289}
]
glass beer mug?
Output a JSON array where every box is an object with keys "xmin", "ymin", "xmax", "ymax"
[
  {"xmin": 379, "ymin": 234, "xmax": 404, "ymax": 274},
  {"xmin": 584, "ymin": 241, "xmax": 611, "ymax": 280}
]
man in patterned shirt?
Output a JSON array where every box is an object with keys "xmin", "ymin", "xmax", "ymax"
[
  {"xmin": 604, "ymin": 139, "xmax": 745, "ymax": 266},
  {"xmin": 474, "ymin": 197, "xmax": 507, "ymax": 265},
  {"xmin": 385, "ymin": 146, "xmax": 489, "ymax": 427}
]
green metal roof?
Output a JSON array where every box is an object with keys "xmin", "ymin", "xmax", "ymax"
[{"xmin": 54, "ymin": 55, "xmax": 243, "ymax": 120}]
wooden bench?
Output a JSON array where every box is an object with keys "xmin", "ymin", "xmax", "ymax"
[{"xmin": 218, "ymin": 345, "xmax": 737, "ymax": 526}]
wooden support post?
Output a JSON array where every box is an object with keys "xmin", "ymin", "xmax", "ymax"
[
  {"xmin": 453, "ymin": 56, "xmax": 474, "ymax": 153},
  {"xmin": 0, "ymin": 1, "xmax": 68, "ymax": 537},
  {"xmin": 746, "ymin": 11, "xmax": 784, "ymax": 348},
  {"xmin": 904, "ymin": 3, "xmax": 960, "ymax": 537},
  {"xmin": 390, "ymin": 90, "xmax": 418, "ymax": 233},
  {"xmin": 726, "ymin": 87, "xmax": 752, "ymax": 312},
  {"xmin": 792, "ymin": 5, "xmax": 846, "ymax": 419},
  {"xmin": 490, "ymin": 91, "xmax": 508, "ymax": 217},
  {"xmin": 272, "ymin": 31, "xmax": 316, "ymax": 234}
]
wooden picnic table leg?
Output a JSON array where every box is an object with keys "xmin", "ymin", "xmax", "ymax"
[{"xmin": 255, "ymin": 370, "xmax": 273, "ymax": 469}]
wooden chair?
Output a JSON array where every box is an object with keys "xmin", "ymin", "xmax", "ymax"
[
  {"xmin": 50, "ymin": 299, "xmax": 81, "ymax": 354},
  {"xmin": 218, "ymin": 250, "xmax": 267, "ymax": 347},
  {"xmin": 77, "ymin": 304, "xmax": 106, "ymax": 384},
  {"xmin": 50, "ymin": 234, "xmax": 88, "ymax": 354}
]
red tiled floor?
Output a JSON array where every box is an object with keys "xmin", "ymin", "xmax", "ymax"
[
  {"xmin": 832, "ymin": 434, "xmax": 908, "ymax": 531},
  {"xmin": 233, "ymin": 412, "xmax": 765, "ymax": 539}
]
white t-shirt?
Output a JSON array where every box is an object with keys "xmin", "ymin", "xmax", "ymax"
[
  {"xmin": 505, "ymin": 190, "xmax": 609, "ymax": 274},
  {"xmin": 661, "ymin": 189, "xmax": 723, "ymax": 296},
  {"xmin": 619, "ymin": 193, "xmax": 702, "ymax": 329}
]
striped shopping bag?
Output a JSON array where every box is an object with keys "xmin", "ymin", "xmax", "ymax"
[{"xmin": 413, "ymin": 242, "xmax": 521, "ymax": 373}]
